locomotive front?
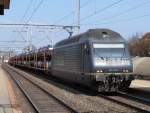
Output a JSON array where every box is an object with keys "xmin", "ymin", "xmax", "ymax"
[
  {"xmin": 87, "ymin": 31, "xmax": 134, "ymax": 92},
  {"xmin": 92, "ymin": 43, "xmax": 132, "ymax": 73}
]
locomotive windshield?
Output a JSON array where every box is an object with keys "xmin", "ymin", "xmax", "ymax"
[
  {"xmin": 93, "ymin": 44, "xmax": 125, "ymax": 58},
  {"xmin": 93, "ymin": 43, "xmax": 130, "ymax": 66}
]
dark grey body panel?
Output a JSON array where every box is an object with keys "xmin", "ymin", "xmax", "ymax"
[
  {"xmin": 52, "ymin": 42, "xmax": 94, "ymax": 86},
  {"xmin": 51, "ymin": 29, "xmax": 134, "ymax": 92}
]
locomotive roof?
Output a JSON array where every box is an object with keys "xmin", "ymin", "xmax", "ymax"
[{"xmin": 55, "ymin": 29, "xmax": 125, "ymax": 47}]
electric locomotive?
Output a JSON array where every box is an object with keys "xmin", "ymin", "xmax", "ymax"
[{"xmin": 52, "ymin": 29, "xmax": 134, "ymax": 92}]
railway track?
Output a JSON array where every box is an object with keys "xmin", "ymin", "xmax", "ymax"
[
  {"xmin": 98, "ymin": 92, "xmax": 150, "ymax": 113},
  {"xmin": 3, "ymin": 65, "xmax": 78, "ymax": 113},
  {"xmin": 3, "ymin": 64, "xmax": 150, "ymax": 113},
  {"xmin": 3, "ymin": 65, "xmax": 134, "ymax": 113},
  {"xmin": 21, "ymin": 70, "xmax": 150, "ymax": 113},
  {"xmin": 127, "ymin": 88, "xmax": 150, "ymax": 101},
  {"xmin": 118, "ymin": 91, "xmax": 150, "ymax": 105}
]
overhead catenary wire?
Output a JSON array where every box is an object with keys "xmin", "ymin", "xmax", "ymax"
[
  {"xmin": 53, "ymin": 0, "xmax": 93, "ymax": 37},
  {"xmin": 80, "ymin": 0, "xmax": 91, "ymax": 8},
  {"xmin": 54, "ymin": 0, "xmax": 92, "ymax": 24},
  {"xmin": 8, "ymin": 0, "xmax": 36, "ymax": 52},
  {"xmin": 80, "ymin": 0, "xmax": 124, "ymax": 22},
  {"xmin": 6, "ymin": 28, "xmax": 28, "ymax": 52},
  {"xmin": 113, "ymin": 12, "xmax": 150, "ymax": 24},
  {"xmin": 83, "ymin": 0, "xmax": 150, "ymax": 25},
  {"xmin": 81, "ymin": 12, "xmax": 150, "ymax": 26},
  {"xmin": 25, "ymin": 0, "xmax": 44, "ymax": 23},
  {"xmin": 17, "ymin": 0, "xmax": 44, "ymax": 51},
  {"xmin": 105, "ymin": 0, "xmax": 150, "ymax": 20},
  {"xmin": 20, "ymin": 0, "xmax": 34, "ymax": 22}
]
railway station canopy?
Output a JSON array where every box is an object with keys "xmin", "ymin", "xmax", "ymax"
[{"xmin": 0, "ymin": 0, "xmax": 10, "ymax": 15}]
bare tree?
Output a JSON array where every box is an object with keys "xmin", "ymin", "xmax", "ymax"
[
  {"xmin": 128, "ymin": 33, "xmax": 141, "ymax": 56},
  {"xmin": 128, "ymin": 32, "xmax": 150, "ymax": 57}
]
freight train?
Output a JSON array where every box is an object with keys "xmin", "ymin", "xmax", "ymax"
[{"xmin": 9, "ymin": 29, "xmax": 134, "ymax": 92}]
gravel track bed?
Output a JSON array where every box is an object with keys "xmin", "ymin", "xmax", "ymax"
[
  {"xmin": 3, "ymin": 65, "xmax": 73, "ymax": 113},
  {"xmin": 106, "ymin": 94, "xmax": 150, "ymax": 112},
  {"xmin": 5, "ymin": 64, "xmax": 147, "ymax": 113},
  {"xmin": 5, "ymin": 64, "xmax": 129, "ymax": 113},
  {"xmin": 2, "ymin": 66, "xmax": 37, "ymax": 113}
]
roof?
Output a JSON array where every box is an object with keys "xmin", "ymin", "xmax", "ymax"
[
  {"xmin": 55, "ymin": 28, "xmax": 125, "ymax": 47},
  {"xmin": 0, "ymin": 0, "xmax": 10, "ymax": 15}
]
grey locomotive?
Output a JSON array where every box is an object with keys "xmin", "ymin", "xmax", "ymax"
[{"xmin": 51, "ymin": 28, "xmax": 134, "ymax": 92}]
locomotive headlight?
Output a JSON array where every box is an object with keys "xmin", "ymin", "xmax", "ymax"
[
  {"xmin": 126, "ymin": 70, "xmax": 129, "ymax": 73},
  {"xmin": 123, "ymin": 69, "xmax": 129, "ymax": 73},
  {"xmin": 123, "ymin": 70, "xmax": 125, "ymax": 73},
  {"xmin": 97, "ymin": 70, "xmax": 100, "ymax": 73},
  {"xmin": 100, "ymin": 70, "xmax": 103, "ymax": 73},
  {"xmin": 97, "ymin": 70, "xmax": 103, "ymax": 73}
]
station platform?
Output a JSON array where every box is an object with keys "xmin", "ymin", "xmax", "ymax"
[
  {"xmin": 130, "ymin": 79, "xmax": 150, "ymax": 92},
  {"xmin": 0, "ymin": 65, "xmax": 21, "ymax": 113}
]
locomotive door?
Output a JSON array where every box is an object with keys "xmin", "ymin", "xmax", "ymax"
[{"xmin": 82, "ymin": 43, "xmax": 89, "ymax": 73}]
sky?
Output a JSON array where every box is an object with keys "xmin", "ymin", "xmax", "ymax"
[{"xmin": 0, "ymin": 0, "xmax": 150, "ymax": 52}]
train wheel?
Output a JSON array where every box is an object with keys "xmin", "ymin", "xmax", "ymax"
[{"xmin": 119, "ymin": 81, "xmax": 131, "ymax": 92}]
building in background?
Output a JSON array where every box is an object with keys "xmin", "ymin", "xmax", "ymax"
[{"xmin": 0, "ymin": 51, "xmax": 15, "ymax": 63}]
